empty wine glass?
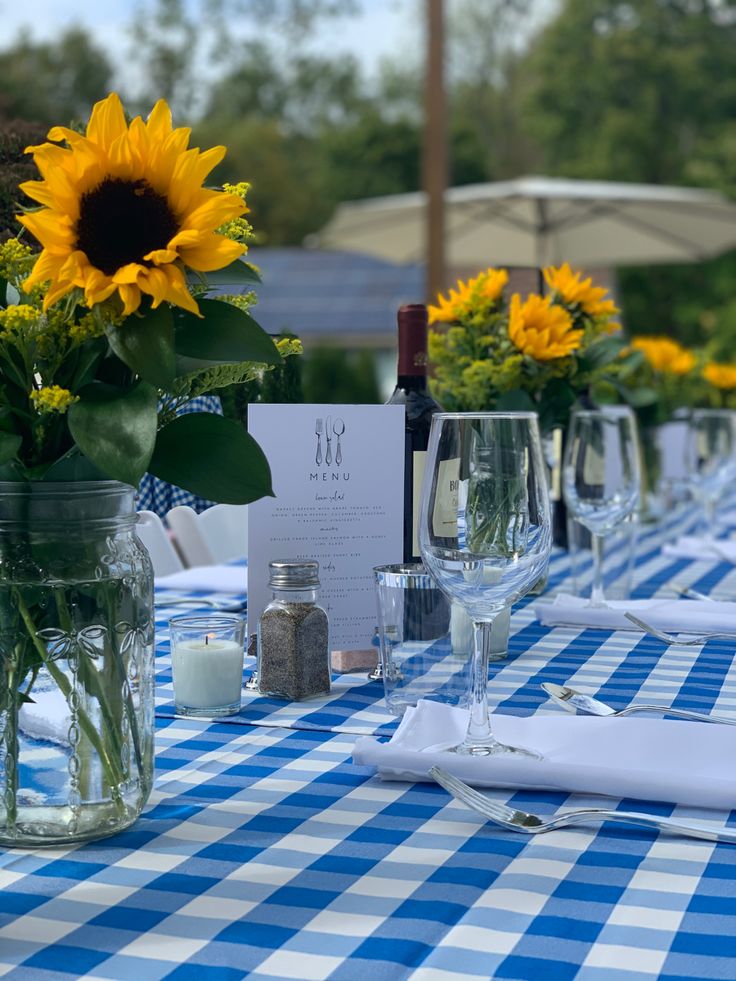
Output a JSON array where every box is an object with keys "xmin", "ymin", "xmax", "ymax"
[
  {"xmin": 562, "ymin": 406, "xmax": 641, "ymax": 606},
  {"xmin": 685, "ymin": 409, "xmax": 736, "ymax": 538},
  {"xmin": 418, "ymin": 412, "xmax": 551, "ymax": 757}
]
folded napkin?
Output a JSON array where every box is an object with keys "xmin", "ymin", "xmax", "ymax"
[
  {"xmin": 156, "ymin": 564, "xmax": 247, "ymax": 594},
  {"xmin": 663, "ymin": 535, "xmax": 736, "ymax": 564},
  {"xmin": 353, "ymin": 700, "xmax": 736, "ymax": 808},
  {"xmin": 534, "ymin": 592, "xmax": 736, "ymax": 633}
]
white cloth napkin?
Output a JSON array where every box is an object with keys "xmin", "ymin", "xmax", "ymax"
[
  {"xmin": 534, "ymin": 592, "xmax": 736, "ymax": 633},
  {"xmin": 156, "ymin": 564, "xmax": 247, "ymax": 594},
  {"xmin": 353, "ymin": 700, "xmax": 736, "ymax": 808},
  {"xmin": 663, "ymin": 535, "xmax": 736, "ymax": 564}
]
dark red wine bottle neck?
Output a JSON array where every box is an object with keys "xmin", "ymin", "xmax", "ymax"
[{"xmin": 397, "ymin": 303, "xmax": 428, "ymax": 377}]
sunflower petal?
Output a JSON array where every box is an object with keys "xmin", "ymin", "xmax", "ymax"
[
  {"xmin": 184, "ymin": 192, "xmax": 246, "ymax": 231},
  {"xmin": 169, "ymin": 146, "xmax": 227, "ymax": 213},
  {"xmin": 159, "ymin": 264, "xmax": 201, "ymax": 315},
  {"xmin": 178, "ymin": 234, "xmax": 245, "ymax": 272},
  {"xmin": 119, "ymin": 283, "xmax": 142, "ymax": 316},
  {"xmin": 146, "ymin": 100, "xmax": 174, "ymax": 140},
  {"xmin": 86, "ymin": 92, "xmax": 127, "ymax": 150},
  {"xmin": 144, "ymin": 248, "xmax": 179, "ymax": 265},
  {"xmin": 112, "ymin": 263, "xmax": 148, "ymax": 285}
]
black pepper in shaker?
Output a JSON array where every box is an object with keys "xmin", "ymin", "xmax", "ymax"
[{"xmin": 257, "ymin": 560, "xmax": 330, "ymax": 701}]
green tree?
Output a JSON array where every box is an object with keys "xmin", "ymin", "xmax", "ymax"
[
  {"xmin": 521, "ymin": 0, "xmax": 736, "ymax": 344},
  {"xmin": 523, "ymin": 0, "xmax": 736, "ymax": 184},
  {"xmin": 0, "ymin": 27, "xmax": 113, "ymax": 125}
]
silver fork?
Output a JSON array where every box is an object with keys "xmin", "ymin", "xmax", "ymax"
[
  {"xmin": 670, "ymin": 582, "xmax": 714, "ymax": 602},
  {"xmin": 624, "ymin": 612, "xmax": 736, "ymax": 645},
  {"xmin": 429, "ymin": 767, "xmax": 736, "ymax": 843},
  {"xmin": 315, "ymin": 418, "xmax": 323, "ymax": 466}
]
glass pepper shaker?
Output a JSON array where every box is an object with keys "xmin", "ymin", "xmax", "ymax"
[{"xmin": 258, "ymin": 560, "xmax": 330, "ymax": 701}]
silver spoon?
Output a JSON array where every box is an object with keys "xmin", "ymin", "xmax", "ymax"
[
  {"xmin": 430, "ymin": 767, "xmax": 736, "ymax": 843},
  {"xmin": 624, "ymin": 612, "xmax": 736, "ymax": 645},
  {"xmin": 542, "ymin": 681, "xmax": 736, "ymax": 725}
]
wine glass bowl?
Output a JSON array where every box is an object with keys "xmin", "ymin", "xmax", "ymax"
[
  {"xmin": 685, "ymin": 409, "xmax": 736, "ymax": 535},
  {"xmin": 562, "ymin": 406, "xmax": 641, "ymax": 605},
  {"xmin": 419, "ymin": 412, "xmax": 551, "ymax": 756}
]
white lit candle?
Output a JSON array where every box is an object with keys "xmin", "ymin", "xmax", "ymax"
[{"xmin": 171, "ymin": 635, "xmax": 244, "ymax": 710}]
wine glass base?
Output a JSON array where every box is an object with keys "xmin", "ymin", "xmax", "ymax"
[{"xmin": 452, "ymin": 738, "xmax": 542, "ymax": 760}]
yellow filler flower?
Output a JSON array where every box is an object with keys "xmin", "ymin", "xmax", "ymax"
[
  {"xmin": 508, "ymin": 293, "xmax": 582, "ymax": 360},
  {"xmin": 19, "ymin": 92, "xmax": 247, "ymax": 316},
  {"xmin": 30, "ymin": 385, "xmax": 79, "ymax": 414},
  {"xmin": 544, "ymin": 262, "xmax": 618, "ymax": 318},
  {"xmin": 428, "ymin": 268, "xmax": 509, "ymax": 324},
  {"xmin": 703, "ymin": 363, "xmax": 736, "ymax": 390}
]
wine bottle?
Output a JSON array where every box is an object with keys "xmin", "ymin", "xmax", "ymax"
[{"xmin": 386, "ymin": 303, "xmax": 444, "ymax": 564}]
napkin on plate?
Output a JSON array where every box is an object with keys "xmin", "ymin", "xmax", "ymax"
[
  {"xmin": 352, "ymin": 699, "xmax": 736, "ymax": 808},
  {"xmin": 156, "ymin": 564, "xmax": 247, "ymax": 594},
  {"xmin": 663, "ymin": 535, "xmax": 736, "ymax": 564},
  {"xmin": 533, "ymin": 593, "xmax": 736, "ymax": 633}
]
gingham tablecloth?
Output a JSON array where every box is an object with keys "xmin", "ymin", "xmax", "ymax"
[{"xmin": 2, "ymin": 506, "xmax": 736, "ymax": 980}]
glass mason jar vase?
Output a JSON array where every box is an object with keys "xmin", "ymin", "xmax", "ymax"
[{"xmin": 0, "ymin": 481, "xmax": 154, "ymax": 847}]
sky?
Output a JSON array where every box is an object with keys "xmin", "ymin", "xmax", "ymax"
[{"xmin": 0, "ymin": 0, "xmax": 412, "ymax": 80}]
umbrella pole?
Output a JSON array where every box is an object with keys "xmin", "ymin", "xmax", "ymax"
[{"xmin": 424, "ymin": 0, "xmax": 447, "ymax": 303}]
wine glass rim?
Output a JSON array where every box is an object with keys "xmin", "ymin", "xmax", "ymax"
[
  {"xmin": 432, "ymin": 411, "xmax": 538, "ymax": 420},
  {"xmin": 571, "ymin": 406, "xmax": 633, "ymax": 417},
  {"xmin": 691, "ymin": 408, "xmax": 736, "ymax": 418}
]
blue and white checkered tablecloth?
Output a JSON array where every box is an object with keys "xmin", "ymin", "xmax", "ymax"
[{"xmin": 2, "ymin": 505, "xmax": 736, "ymax": 979}]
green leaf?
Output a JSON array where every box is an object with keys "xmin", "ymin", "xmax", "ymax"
[
  {"xmin": 0, "ymin": 432, "xmax": 21, "ymax": 465},
  {"xmin": 68, "ymin": 381, "xmax": 158, "ymax": 486},
  {"xmin": 495, "ymin": 389, "xmax": 537, "ymax": 413},
  {"xmin": 578, "ymin": 336, "xmax": 627, "ymax": 372},
  {"xmin": 41, "ymin": 447, "xmax": 109, "ymax": 482},
  {"xmin": 106, "ymin": 306, "xmax": 176, "ymax": 388},
  {"xmin": 175, "ymin": 299, "xmax": 281, "ymax": 365},
  {"xmin": 0, "ymin": 461, "xmax": 23, "ymax": 480},
  {"xmin": 187, "ymin": 258, "xmax": 262, "ymax": 286},
  {"xmin": 149, "ymin": 413, "xmax": 274, "ymax": 504},
  {"xmin": 614, "ymin": 383, "xmax": 659, "ymax": 408}
]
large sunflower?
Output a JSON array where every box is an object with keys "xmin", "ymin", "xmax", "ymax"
[
  {"xmin": 428, "ymin": 268, "xmax": 508, "ymax": 324},
  {"xmin": 703, "ymin": 362, "xmax": 736, "ymax": 389},
  {"xmin": 508, "ymin": 293, "xmax": 582, "ymax": 361},
  {"xmin": 19, "ymin": 92, "xmax": 246, "ymax": 316},
  {"xmin": 544, "ymin": 262, "xmax": 618, "ymax": 319},
  {"xmin": 631, "ymin": 336, "xmax": 695, "ymax": 375}
]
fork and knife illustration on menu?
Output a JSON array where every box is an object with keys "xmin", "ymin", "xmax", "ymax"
[{"xmin": 315, "ymin": 416, "xmax": 345, "ymax": 466}]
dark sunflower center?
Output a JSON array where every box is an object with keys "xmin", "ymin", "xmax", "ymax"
[{"xmin": 75, "ymin": 177, "xmax": 179, "ymax": 275}]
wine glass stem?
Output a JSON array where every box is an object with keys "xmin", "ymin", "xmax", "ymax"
[
  {"xmin": 703, "ymin": 496, "xmax": 716, "ymax": 540},
  {"xmin": 591, "ymin": 532, "xmax": 606, "ymax": 606},
  {"xmin": 465, "ymin": 618, "xmax": 496, "ymax": 747}
]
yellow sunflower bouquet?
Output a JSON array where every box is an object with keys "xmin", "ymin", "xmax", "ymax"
[
  {"xmin": 428, "ymin": 262, "xmax": 622, "ymax": 432},
  {"xmin": 0, "ymin": 91, "xmax": 296, "ymax": 498}
]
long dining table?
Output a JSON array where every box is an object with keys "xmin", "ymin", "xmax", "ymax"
[{"xmin": 1, "ymin": 504, "xmax": 736, "ymax": 980}]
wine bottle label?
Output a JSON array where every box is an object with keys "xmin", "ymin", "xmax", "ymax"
[
  {"xmin": 432, "ymin": 457, "xmax": 461, "ymax": 537},
  {"xmin": 412, "ymin": 449, "xmax": 427, "ymax": 556}
]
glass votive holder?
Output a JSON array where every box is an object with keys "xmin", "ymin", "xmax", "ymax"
[
  {"xmin": 169, "ymin": 613, "xmax": 245, "ymax": 717},
  {"xmin": 374, "ymin": 563, "xmax": 467, "ymax": 716}
]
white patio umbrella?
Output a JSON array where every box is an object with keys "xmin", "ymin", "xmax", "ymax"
[{"xmin": 313, "ymin": 176, "xmax": 736, "ymax": 269}]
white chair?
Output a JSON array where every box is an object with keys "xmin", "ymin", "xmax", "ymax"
[
  {"xmin": 167, "ymin": 504, "xmax": 248, "ymax": 566},
  {"xmin": 136, "ymin": 510, "xmax": 185, "ymax": 577}
]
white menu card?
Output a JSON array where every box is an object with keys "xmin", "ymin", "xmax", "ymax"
[{"xmin": 248, "ymin": 403, "xmax": 405, "ymax": 650}]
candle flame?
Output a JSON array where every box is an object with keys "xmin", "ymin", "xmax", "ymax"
[{"xmin": 206, "ymin": 632, "xmax": 217, "ymax": 646}]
